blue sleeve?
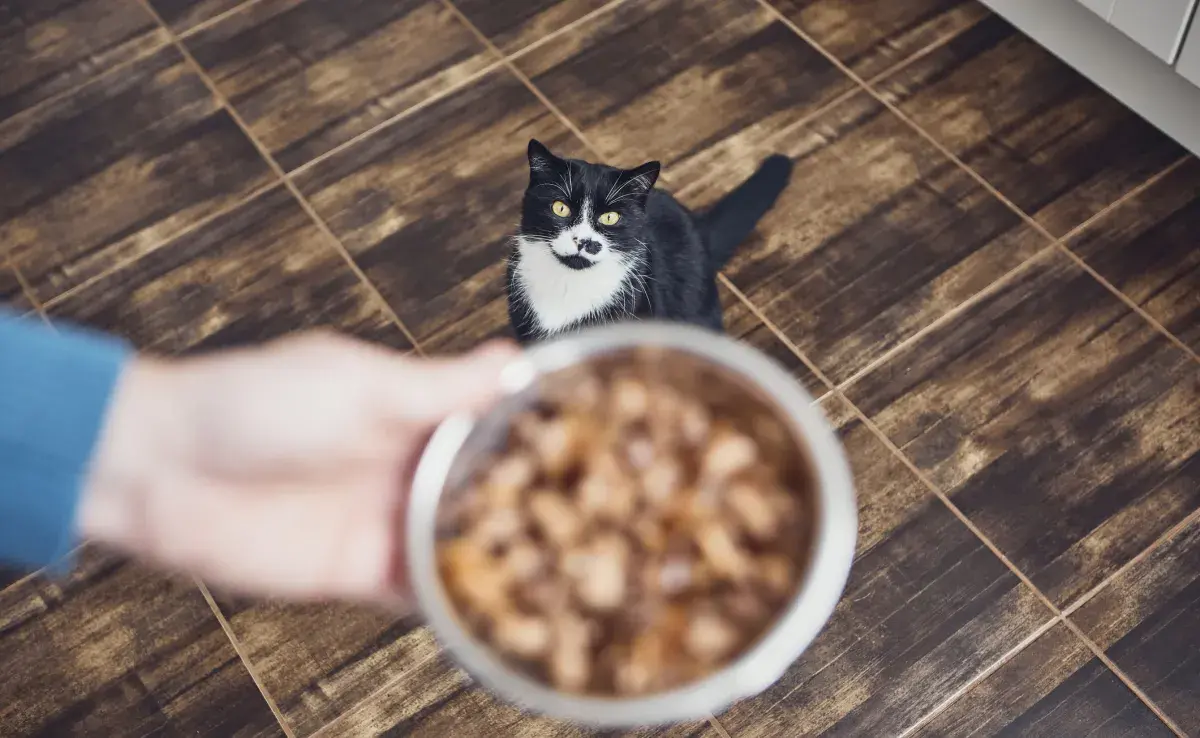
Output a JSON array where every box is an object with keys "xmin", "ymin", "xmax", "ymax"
[{"xmin": 0, "ymin": 312, "xmax": 131, "ymax": 572}]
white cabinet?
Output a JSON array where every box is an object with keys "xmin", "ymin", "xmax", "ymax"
[{"xmin": 1109, "ymin": 0, "xmax": 1199, "ymax": 62}]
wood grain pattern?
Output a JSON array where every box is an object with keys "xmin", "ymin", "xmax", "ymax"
[
  {"xmin": 1068, "ymin": 157, "xmax": 1200, "ymax": 354},
  {"xmin": 183, "ymin": 0, "xmax": 495, "ymax": 171},
  {"xmin": 0, "ymin": 0, "xmax": 167, "ymax": 123},
  {"xmin": 46, "ymin": 186, "xmax": 411, "ymax": 353},
  {"xmin": 771, "ymin": 0, "xmax": 989, "ymax": 79},
  {"xmin": 846, "ymin": 249, "xmax": 1200, "ymax": 608},
  {"xmin": 454, "ymin": 0, "xmax": 617, "ymax": 54},
  {"xmin": 0, "ymin": 264, "xmax": 30, "ymax": 312},
  {"xmin": 1072, "ymin": 517, "xmax": 1200, "ymax": 734},
  {"xmin": 685, "ymin": 91, "xmax": 1045, "ymax": 385},
  {"xmin": 1, "ymin": 45, "xmax": 274, "ymax": 304},
  {"xmin": 214, "ymin": 599, "xmax": 439, "ymax": 736},
  {"xmin": 716, "ymin": 396, "xmax": 1052, "ymax": 736},
  {"xmin": 0, "ymin": 548, "xmax": 283, "ymax": 736},
  {"xmin": 150, "ymin": 0, "xmax": 253, "ymax": 33},
  {"xmin": 719, "ymin": 281, "xmax": 825, "ymax": 398},
  {"xmin": 876, "ymin": 14, "xmax": 1184, "ymax": 237},
  {"xmin": 513, "ymin": 0, "xmax": 854, "ymax": 184},
  {"xmin": 314, "ymin": 648, "xmax": 719, "ymax": 737},
  {"xmin": 295, "ymin": 69, "xmax": 583, "ymax": 352},
  {"xmin": 912, "ymin": 623, "xmax": 1173, "ymax": 737}
]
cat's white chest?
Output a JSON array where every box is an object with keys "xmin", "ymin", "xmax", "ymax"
[{"xmin": 513, "ymin": 237, "xmax": 631, "ymax": 335}]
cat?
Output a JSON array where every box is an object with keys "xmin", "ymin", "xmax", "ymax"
[{"xmin": 506, "ymin": 139, "xmax": 793, "ymax": 344}]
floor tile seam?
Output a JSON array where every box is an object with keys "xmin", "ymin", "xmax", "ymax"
[
  {"xmin": 752, "ymin": 0, "xmax": 1059, "ymax": 246},
  {"xmin": 1057, "ymin": 243, "xmax": 1200, "ymax": 364},
  {"xmin": 36, "ymin": 180, "xmax": 284, "ymax": 315},
  {"xmin": 894, "ymin": 617, "xmax": 1059, "ymax": 738},
  {"xmin": 438, "ymin": 0, "xmax": 608, "ymax": 163},
  {"xmin": 178, "ymin": 0, "xmax": 633, "ymax": 180},
  {"xmin": 707, "ymin": 713, "xmax": 735, "ymax": 738},
  {"xmin": 305, "ymin": 648, "xmax": 447, "ymax": 738},
  {"xmin": 715, "ymin": 273, "xmax": 836, "ymax": 400},
  {"xmin": 0, "ymin": 541, "xmax": 91, "ymax": 598},
  {"xmin": 834, "ymin": 243, "xmax": 1056, "ymax": 393},
  {"xmin": 135, "ymin": 0, "xmax": 428, "ymax": 355},
  {"xmin": 1, "ymin": 28, "xmax": 174, "ymax": 134},
  {"xmin": 838, "ymin": 388, "xmax": 1190, "ymax": 737},
  {"xmin": 1057, "ymin": 616, "xmax": 1188, "ymax": 737},
  {"xmin": 1061, "ymin": 505, "xmax": 1200, "ymax": 618},
  {"xmin": 196, "ymin": 579, "xmax": 299, "ymax": 738}
]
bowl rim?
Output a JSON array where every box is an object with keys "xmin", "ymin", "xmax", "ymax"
[{"xmin": 407, "ymin": 322, "xmax": 858, "ymax": 727}]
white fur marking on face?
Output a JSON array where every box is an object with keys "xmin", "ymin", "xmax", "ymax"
[
  {"xmin": 550, "ymin": 201, "xmax": 610, "ymax": 262},
  {"xmin": 515, "ymin": 228, "xmax": 634, "ymax": 335}
]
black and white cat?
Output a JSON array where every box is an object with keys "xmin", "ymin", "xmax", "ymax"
[{"xmin": 506, "ymin": 139, "xmax": 792, "ymax": 344}]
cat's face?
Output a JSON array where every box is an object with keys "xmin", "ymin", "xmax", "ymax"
[{"xmin": 519, "ymin": 139, "xmax": 660, "ymax": 271}]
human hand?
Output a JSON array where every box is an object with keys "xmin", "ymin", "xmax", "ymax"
[{"xmin": 77, "ymin": 332, "xmax": 517, "ymax": 608}]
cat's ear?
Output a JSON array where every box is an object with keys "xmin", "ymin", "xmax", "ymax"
[
  {"xmin": 617, "ymin": 161, "xmax": 661, "ymax": 198},
  {"xmin": 528, "ymin": 139, "xmax": 563, "ymax": 176}
]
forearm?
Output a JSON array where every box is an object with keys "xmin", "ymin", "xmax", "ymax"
[{"xmin": 0, "ymin": 312, "xmax": 131, "ymax": 570}]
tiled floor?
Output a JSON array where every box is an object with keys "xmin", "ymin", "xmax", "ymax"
[{"xmin": 1, "ymin": 0, "xmax": 1197, "ymax": 735}]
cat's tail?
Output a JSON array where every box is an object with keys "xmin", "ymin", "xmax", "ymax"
[{"xmin": 699, "ymin": 154, "xmax": 793, "ymax": 268}]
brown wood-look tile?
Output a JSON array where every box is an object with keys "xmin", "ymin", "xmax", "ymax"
[
  {"xmin": 0, "ymin": 548, "xmax": 283, "ymax": 736},
  {"xmin": 719, "ymin": 281, "xmax": 824, "ymax": 398},
  {"xmin": 315, "ymin": 648, "xmax": 717, "ymax": 737},
  {"xmin": 215, "ymin": 598, "xmax": 439, "ymax": 736},
  {"xmin": 0, "ymin": 264, "xmax": 30, "ymax": 312},
  {"xmin": 911, "ymin": 623, "xmax": 1174, "ymax": 737},
  {"xmin": 183, "ymin": 0, "xmax": 495, "ymax": 171},
  {"xmin": 150, "ymin": 0, "xmax": 252, "ymax": 33},
  {"xmin": 717, "ymin": 396, "xmax": 1052, "ymax": 736},
  {"xmin": 686, "ymin": 91, "xmax": 1045, "ymax": 384},
  {"xmin": 454, "ymin": 0, "xmax": 616, "ymax": 54},
  {"xmin": 1072, "ymin": 517, "xmax": 1200, "ymax": 734},
  {"xmin": 846, "ymin": 249, "xmax": 1200, "ymax": 608},
  {"xmin": 0, "ymin": 0, "xmax": 167, "ymax": 123},
  {"xmin": 771, "ymin": 0, "xmax": 989, "ymax": 79},
  {"xmin": 876, "ymin": 14, "xmax": 1184, "ymax": 237},
  {"xmin": 1067, "ymin": 158, "xmax": 1200, "ymax": 355},
  {"xmin": 294, "ymin": 69, "xmax": 583, "ymax": 352},
  {"xmin": 513, "ymin": 0, "xmax": 854, "ymax": 182},
  {"xmin": 46, "ymin": 186, "xmax": 411, "ymax": 353},
  {"xmin": 1, "ymin": 46, "xmax": 274, "ymax": 304}
]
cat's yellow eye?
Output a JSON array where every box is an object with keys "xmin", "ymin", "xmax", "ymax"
[
  {"xmin": 598, "ymin": 211, "xmax": 620, "ymax": 226},
  {"xmin": 552, "ymin": 201, "xmax": 571, "ymax": 217}
]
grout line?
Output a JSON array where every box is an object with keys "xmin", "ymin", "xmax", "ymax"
[
  {"xmin": 1059, "ymin": 618, "xmax": 1187, "ymax": 736},
  {"xmin": 717, "ymin": 273, "xmax": 836, "ymax": 392},
  {"xmin": 896, "ymin": 617, "xmax": 1059, "ymax": 738},
  {"xmin": 134, "ymin": 0, "xmax": 426, "ymax": 355},
  {"xmin": 1058, "ymin": 243, "xmax": 1200, "ymax": 364},
  {"xmin": 176, "ymin": 0, "xmax": 271, "ymax": 39},
  {"xmin": 834, "ymin": 245, "xmax": 1055, "ymax": 392},
  {"xmin": 752, "ymin": 0, "xmax": 1058, "ymax": 246},
  {"xmin": 839, "ymin": 389, "xmax": 1187, "ymax": 736},
  {"xmin": 39, "ymin": 181, "xmax": 283, "ymax": 313},
  {"xmin": 308, "ymin": 648, "xmax": 446, "ymax": 738},
  {"xmin": 438, "ymin": 0, "xmax": 607, "ymax": 160},
  {"xmin": 1055, "ymin": 155, "xmax": 1191, "ymax": 246},
  {"xmin": 1062, "ymin": 506, "xmax": 1200, "ymax": 617},
  {"xmin": 505, "ymin": 0, "xmax": 632, "ymax": 63},
  {"xmin": 5, "ymin": 256, "xmax": 50, "ymax": 322},
  {"xmin": 1, "ymin": 36, "xmax": 173, "ymax": 132},
  {"xmin": 706, "ymin": 714, "xmax": 735, "ymax": 738},
  {"xmin": 289, "ymin": 60, "xmax": 505, "ymax": 178},
  {"xmin": 196, "ymin": 580, "xmax": 298, "ymax": 738}
]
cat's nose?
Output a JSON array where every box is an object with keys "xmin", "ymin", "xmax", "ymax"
[{"xmin": 576, "ymin": 239, "xmax": 602, "ymax": 255}]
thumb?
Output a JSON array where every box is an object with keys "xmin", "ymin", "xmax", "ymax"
[{"xmin": 383, "ymin": 340, "xmax": 521, "ymax": 423}]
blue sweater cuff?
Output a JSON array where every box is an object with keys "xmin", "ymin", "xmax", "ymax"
[{"xmin": 0, "ymin": 313, "xmax": 131, "ymax": 573}]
